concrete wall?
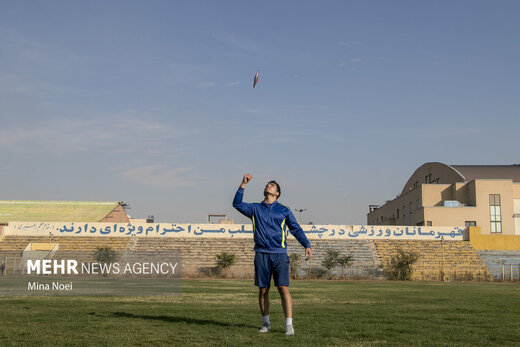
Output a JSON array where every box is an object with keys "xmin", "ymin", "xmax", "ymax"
[
  {"xmin": 477, "ymin": 250, "xmax": 520, "ymax": 280},
  {"xmin": 4, "ymin": 222, "xmax": 466, "ymax": 241},
  {"xmin": 421, "ymin": 184, "xmax": 452, "ymax": 207},
  {"xmin": 468, "ymin": 226, "xmax": 520, "ymax": 250},
  {"xmin": 515, "ymin": 199, "xmax": 520, "ymax": 235},
  {"xmin": 422, "ymin": 206, "xmax": 479, "ymax": 228},
  {"xmin": 471, "ymin": 180, "xmax": 516, "ymax": 235}
]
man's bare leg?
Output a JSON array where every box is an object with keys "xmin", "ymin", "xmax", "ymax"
[
  {"xmin": 278, "ymin": 286, "xmax": 294, "ymax": 335},
  {"xmin": 259, "ymin": 287, "xmax": 270, "ymax": 315},
  {"xmin": 258, "ymin": 287, "xmax": 271, "ymax": 332},
  {"xmin": 277, "ymin": 286, "xmax": 292, "ymax": 318}
]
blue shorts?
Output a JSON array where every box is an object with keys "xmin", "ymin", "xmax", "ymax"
[{"xmin": 254, "ymin": 252, "xmax": 290, "ymax": 288}]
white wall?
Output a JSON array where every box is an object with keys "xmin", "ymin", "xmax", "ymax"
[{"xmin": 5, "ymin": 222, "xmax": 465, "ymax": 241}]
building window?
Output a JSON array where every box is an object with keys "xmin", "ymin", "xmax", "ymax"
[
  {"xmin": 489, "ymin": 194, "xmax": 502, "ymax": 233},
  {"xmin": 416, "ymin": 198, "xmax": 420, "ymax": 210},
  {"xmin": 409, "ymin": 202, "xmax": 413, "ymax": 225},
  {"xmin": 427, "ymin": 221, "xmax": 432, "ymax": 226},
  {"xmin": 396, "ymin": 209, "xmax": 399, "ymax": 219},
  {"xmin": 465, "ymin": 221, "xmax": 476, "ymax": 227},
  {"xmin": 403, "ymin": 205, "xmax": 406, "ymax": 225}
]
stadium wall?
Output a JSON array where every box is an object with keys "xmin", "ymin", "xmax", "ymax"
[
  {"xmin": 4, "ymin": 223, "xmax": 491, "ymax": 280},
  {"xmin": 468, "ymin": 226, "xmax": 520, "ymax": 250},
  {"xmin": 4, "ymin": 222, "xmax": 466, "ymax": 241},
  {"xmin": 468, "ymin": 226, "xmax": 520, "ymax": 280}
]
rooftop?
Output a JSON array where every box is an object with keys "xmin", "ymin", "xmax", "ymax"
[{"xmin": 0, "ymin": 201, "xmax": 120, "ymax": 223}]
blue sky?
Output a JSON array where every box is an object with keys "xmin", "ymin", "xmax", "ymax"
[{"xmin": 1, "ymin": 1, "xmax": 519, "ymax": 224}]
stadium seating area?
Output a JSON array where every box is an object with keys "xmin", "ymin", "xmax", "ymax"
[
  {"xmin": 123, "ymin": 237, "xmax": 256, "ymax": 277},
  {"xmin": 0, "ymin": 235, "xmax": 503, "ymax": 281},
  {"xmin": 375, "ymin": 240, "xmax": 492, "ymax": 281},
  {"xmin": 0, "ymin": 236, "xmax": 130, "ymax": 273},
  {"xmin": 287, "ymin": 239, "xmax": 382, "ymax": 279},
  {"xmin": 477, "ymin": 250, "xmax": 520, "ymax": 280}
]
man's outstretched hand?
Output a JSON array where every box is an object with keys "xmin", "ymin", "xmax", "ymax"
[
  {"xmin": 305, "ymin": 248, "xmax": 312, "ymax": 261},
  {"xmin": 240, "ymin": 173, "xmax": 252, "ymax": 188}
]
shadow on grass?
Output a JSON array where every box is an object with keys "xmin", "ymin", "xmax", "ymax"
[{"xmin": 90, "ymin": 311, "xmax": 257, "ymax": 328}]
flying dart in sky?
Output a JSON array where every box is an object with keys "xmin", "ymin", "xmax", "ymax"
[{"xmin": 253, "ymin": 71, "xmax": 259, "ymax": 88}]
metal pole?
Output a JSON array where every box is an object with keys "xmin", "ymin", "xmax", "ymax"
[
  {"xmin": 511, "ymin": 264, "xmax": 513, "ymax": 282},
  {"xmin": 502, "ymin": 263, "xmax": 505, "ymax": 282},
  {"xmin": 441, "ymin": 236, "xmax": 445, "ymax": 281}
]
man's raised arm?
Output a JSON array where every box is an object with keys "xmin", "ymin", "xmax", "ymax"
[{"xmin": 232, "ymin": 173, "xmax": 254, "ymax": 217}]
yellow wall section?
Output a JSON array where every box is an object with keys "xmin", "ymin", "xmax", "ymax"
[
  {"xmin": 469, "ymin": 226, "xmax": 520, "ymax": 250},
  {"xmin": 31, "ymin": 243, "xmax": 58, "ymax": 251}
]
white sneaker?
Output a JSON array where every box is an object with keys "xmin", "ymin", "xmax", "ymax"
[
  {"xmin": 285, "ymin": 325, "xmax": 294, "ymax": 336},
  {"xmin": 258, "ymin": 323, "xmax": 271, "ymax": 333}
]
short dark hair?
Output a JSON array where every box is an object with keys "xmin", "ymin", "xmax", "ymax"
[{"xmin": 268, "ymin": 180, "xmax": 281, "ymax": 198}]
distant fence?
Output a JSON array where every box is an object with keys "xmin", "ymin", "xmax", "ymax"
[
  {"xmin": 492, "ymin": 263, "xmax": 520, "ymax": 281},
  {"xmin": 478, "ymin": 250, "xmax": 520, "ymax": 281},
  {"xmin": 4, "ymin": 222, "xmax": 466, "ymax": 240}
]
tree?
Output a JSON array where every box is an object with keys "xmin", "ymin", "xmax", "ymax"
[
  {"xmin": 93, "ymin": 246, "xmax": 118, "ymax": 277},
  {"xmin": 386, "ymin": 248, "xmax": 420, "ymax": 280},
  {"xmin": 215, "ymin": 252, "xmax": 236, "ymax": 278},
  {"xmin": 322, "ymin": 248, "xmax": 340, "ymax": 279},
  {"xmin": 93, "ymin": 246, "xmax": 118, "ymax": 263},
  {"xmin": 289, "ymin": 253, "xmax": 301, "ymax": 279},
  {"xmin": 337, "ymin": 255, "xmax": 354, "ymax": 279}
]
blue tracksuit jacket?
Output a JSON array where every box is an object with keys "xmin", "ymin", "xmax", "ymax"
[{"xmin": 233, "ymin": 187, "xmax": 311, "ymax": 253}]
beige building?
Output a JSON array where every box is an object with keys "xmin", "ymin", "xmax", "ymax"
[{"xmin": 367, "ymin": 162, "xmax": 520, "ymax": 235}]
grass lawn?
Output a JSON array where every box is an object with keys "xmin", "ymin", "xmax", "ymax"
[{"xmin": 1, "ymin": 279, "xmax": 519, "ymax": 346}]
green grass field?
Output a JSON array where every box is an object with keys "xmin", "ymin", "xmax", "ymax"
[{"xmin": 1, "ymin": 279, "xmax": 519, "ymax": 346}]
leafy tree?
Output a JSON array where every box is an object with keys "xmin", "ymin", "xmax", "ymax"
[
  {"xmin": 215, "ymin": 252, "xmax": 236, "ymax": 277},
  {"xmin": 93, "ymin": 246, "xmax": 118, "ymax": 263},
  {"xmin": 337, "ymin": 255, "xmax": 354, "ymax": 279},
  {"xmin": 386, "ymin": 248, "xmax": 420, "ymax": 280},
  {"xmin": 322, "ymin": 248, "xmax": 340, "ymax": 278}
]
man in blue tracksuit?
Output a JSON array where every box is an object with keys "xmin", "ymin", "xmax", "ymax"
[{"xmin": 233, "ymin": 173, "xmax": 312, "ymax": 336}]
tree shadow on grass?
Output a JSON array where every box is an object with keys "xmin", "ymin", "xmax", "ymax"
[{"xmin": 90, "ymin": 311, "xmax": 256, "ymax": 328}]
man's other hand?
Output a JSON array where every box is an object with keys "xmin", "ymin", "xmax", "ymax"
[{"xmin": 305, "ymin": 248, "xmax": 312, "ymax": 261}]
